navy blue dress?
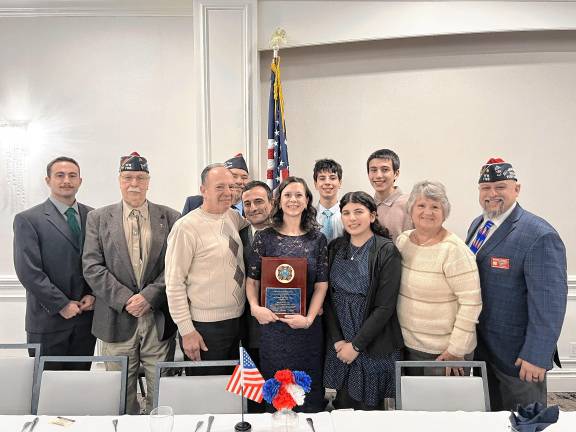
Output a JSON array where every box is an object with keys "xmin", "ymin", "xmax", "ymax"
[
  {"xmin": 247, "ymin": 227, "xmax": 328, "ymax": 412},
  {"xmin": 324, "ymin": 237, "xmax": 401, "ymax": 406}
]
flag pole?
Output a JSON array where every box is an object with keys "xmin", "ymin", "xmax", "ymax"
[{"xmin": 235, "ymin": 343, "xmax": 251, "ymax": 432}]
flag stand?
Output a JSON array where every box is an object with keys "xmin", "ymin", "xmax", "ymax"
[{"xmin": 235, "ymin": 343, "xmax": 251, "ymax": 432}]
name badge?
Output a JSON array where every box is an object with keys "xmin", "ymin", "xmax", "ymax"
[{"xmin": 491, "ymin": 257, "xmax": 510, "ymax": 270}]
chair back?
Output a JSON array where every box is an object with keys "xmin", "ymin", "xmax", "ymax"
[
  {"xmin": 395, "ymin": 360, "xmax": 490, "ymax": 411},
  {"xmin": 155, "ymin": 360, "xmax": 244, "ymax": 414},
  {"xmin": 33, "ymin": 355, "xmax": 127, "ymax": 415},
  {"xmin": 0, "ymin": 344, "xmax": 40, "ymax": 414}
]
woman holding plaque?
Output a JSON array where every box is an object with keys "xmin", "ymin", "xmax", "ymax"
[
  {"xmin": 246, "ymin": 177, "xmax": 328, "ymax": 412},
  {"xmin": 323, "ymin": 191, "xmax": 404, "ymax": 410},
  {"xmin": 396, "ymin": 181, "xmax": 482, "ymax": 376}
]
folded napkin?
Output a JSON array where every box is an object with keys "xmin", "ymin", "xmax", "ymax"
[{"xmin": 509, "ymin": 402, "xmax": 559, "ymax": 432}]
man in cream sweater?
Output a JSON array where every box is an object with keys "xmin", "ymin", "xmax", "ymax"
[{"xmin": 165, "ymin": 164, "xmax": 248, "ymax": 364}]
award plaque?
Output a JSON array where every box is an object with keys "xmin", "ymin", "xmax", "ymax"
[{"xmin": 261, "ymin": 257, "xmax": 307, "ymax": 317}]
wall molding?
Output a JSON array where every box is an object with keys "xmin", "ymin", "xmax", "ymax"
[
  {"xmin": 193, "ymin": 0, "xmax": 259, "ymax": 176},
  {"xmin": 0, "ymin": 275, "xmax": 25, "ymax": 299},
  {"xmin": 0, "ymin": 7, "xmax": 194, "ymax": 17}
]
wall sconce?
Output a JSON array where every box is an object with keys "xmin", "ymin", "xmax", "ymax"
[{"xmin": 0, "ymin": 120, "xmax": 30, "ymax": 213}]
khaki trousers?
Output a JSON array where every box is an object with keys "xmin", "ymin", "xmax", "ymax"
[{"xmin": 102, "ymin": 312, "xmax": 174, "ymax": 414}]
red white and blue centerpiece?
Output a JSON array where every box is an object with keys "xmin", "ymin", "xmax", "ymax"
[{"xmin": 262, "ymin": 369, "xmax": 312, "ymax": 411}]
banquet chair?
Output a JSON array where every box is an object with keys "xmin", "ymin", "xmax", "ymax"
[
  {"xmin": 0, "ymin": 343, "xmax": 40, "ymax": 414},
  {"xmin": 395, "ymin": 360, "xmax": 490, "ymax": 411},
  {"xmin": 33, "ymin": 355, "xmax": 127, "ymax": 415},
  {"xmin": 154, "ymin": 360, "xmax": 246, "ymax": 414}
]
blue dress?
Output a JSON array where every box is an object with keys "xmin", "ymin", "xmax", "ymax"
[
  {"xmin": 324, "ymin": 237, "xmax": 401, "ymax": 406},
  {"xmin": 247, "ymin": 227, "xmax": 328, "ymax": 412}
]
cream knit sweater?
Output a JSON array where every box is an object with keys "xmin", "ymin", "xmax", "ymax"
[
  {"xmin": 165, "ymin": 208, "xmax": 248, "ymax": 336},
  {"xmin": 396, "ymin": 230, "xmax": 482, "ymax": 357}
]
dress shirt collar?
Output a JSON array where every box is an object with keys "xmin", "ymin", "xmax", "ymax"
[
  {"xmin": 317, "ymin": 201, "xmax": 340, "ymax": 215},
  {"xmin": 374, "ymin": 187, "xmax": 403, "ymax": 207},
  {"xmin": 49, "ymin": 196, "xmax": 79, "ymax": 217},
  {"xmin": 122, "ymin": 200, "xmax": 149, "ymax": 220}
]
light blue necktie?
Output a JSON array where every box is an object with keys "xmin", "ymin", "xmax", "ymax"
[{"xmin": 321, "ymin": 209, "xmax": 333, "ymax": 241}]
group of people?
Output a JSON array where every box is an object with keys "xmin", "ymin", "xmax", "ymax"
[{"xmin": 12, "ymin": 148, "xmax": 567, "ymax": 415}]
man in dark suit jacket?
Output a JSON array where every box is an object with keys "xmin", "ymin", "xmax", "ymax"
[
  {"xmin": 239, "ymin": 180, "xmax": 273, "ymax": 413},
  {"xmin": 467, "ymin": 158, "xmax": 567, "ymax": 411},
  {"xmin": 13, "ymin": 156, "xmax": 96, "ymax": 370},
  {"xmin": 182, "ymin": 153, "xmax": 250, "ymax": 216},
  {"xmin": 83, "ymin": 152, "xmax": 180, "ymax": 414}
]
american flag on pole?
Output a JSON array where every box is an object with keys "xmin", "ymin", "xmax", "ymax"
[
  {"xmin": 266, "ymin": 56, "xmax": 289, "ymax": 193},
  {"xmin": 225, "ymin": 347, "xmax": 265, "ymax": 403}
]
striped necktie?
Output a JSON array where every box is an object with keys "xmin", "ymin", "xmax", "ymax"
[{"xmin": 470, "ymin": 220, "xmax": 495, "ymax": 254}]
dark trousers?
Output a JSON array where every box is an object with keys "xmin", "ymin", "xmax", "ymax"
[
  {"xmin": 27, "ymin": 323, "xmax": 96, "ymax": 370},
  {"xmin": 482, "ymin": 360, "xmax": 547, "ymax": 411},
  {"xmin": 404, "ymin": 347, "xmax": 473, "ymax": 376},
  {"xmin": 180, "ymin": 317, "xmax": 241, "ymax": 376},
  {"xmin": 333, "ymin": 380, "xmax": 382, "ymax": 410}
]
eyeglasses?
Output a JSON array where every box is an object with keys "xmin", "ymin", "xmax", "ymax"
[{"xmin": 120, "ymin": 174, "xmax": 150, "ymax": 183}]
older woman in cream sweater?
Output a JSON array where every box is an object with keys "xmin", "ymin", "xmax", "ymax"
[{"xmin": 396, "ymin": 180, "xmax": 482, "ymax": 376}]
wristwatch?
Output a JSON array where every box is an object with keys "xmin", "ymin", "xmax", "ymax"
[{"xmin": 352, "ymin": 343, "xmax": 361, "ymax": 353}]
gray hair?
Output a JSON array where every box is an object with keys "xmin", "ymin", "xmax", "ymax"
[
  {"xmin": 406, "ymin": 180, "xmax": 451, "ymax": 219},
  {"xmin": 200, "ymin": 163, "xmax": 226, "ymax": 185}
]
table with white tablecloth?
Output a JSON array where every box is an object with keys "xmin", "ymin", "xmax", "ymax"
[
  {"xmin": 4, "ymin": 410, "xmax": 576, "ymax": 432},
  {"xmin": 330, "ymin": 409, "xmax": 576, "ymax": 432},
  {"xmin": 0, "ymin": 412, "xmax": 333, "ymax": 432}
]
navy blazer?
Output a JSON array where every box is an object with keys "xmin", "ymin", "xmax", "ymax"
[
  {"xmin": 182, "ymin": 195, "xmax": 203, "ymax": 216},
  {"xmin": 13, "ymin": 199, "xmax": 94, "ymax": 333},
  {"xmin": 466, "ymin": 204, "xmax": 567, "ymax": 376}
]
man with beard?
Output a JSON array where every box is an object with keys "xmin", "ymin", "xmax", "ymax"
[{"xmin": 466, "ymin": 158, "xmax": 567, "ymax": 411}]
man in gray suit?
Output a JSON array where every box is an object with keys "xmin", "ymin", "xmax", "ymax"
[
  {"xmin": 83, "ymin": 152, "xmax": 179, "ymax": 414},
  {"xmin": 14, "ymin": 156, "xmax": 96, "ymax": 370}
]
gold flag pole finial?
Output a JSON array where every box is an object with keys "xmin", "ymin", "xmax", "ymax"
[{"xmin": 270, "ymin": 28, "xmax": 287, "ymax": 59}]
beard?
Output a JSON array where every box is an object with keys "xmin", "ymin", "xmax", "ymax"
[{"xmin": 482, "ymin": 199, "xmax": 504, "ymax": 219}]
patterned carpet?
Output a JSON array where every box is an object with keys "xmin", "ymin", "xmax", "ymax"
[{"xmin": 548, "ymin": 393, "xmax": 576, "ymax": 411}]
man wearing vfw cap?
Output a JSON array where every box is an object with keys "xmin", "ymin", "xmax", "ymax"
[
  {"xmin": 83, "ymin": 152, "xmax": 180, "ymax": 414},
  {"xmin": 466, "ymin": 158, "xmax": 567, "ymax": 411},
  {"xmin": 181, "ymin": 153, "xmax": 250, "ymax": 216}
]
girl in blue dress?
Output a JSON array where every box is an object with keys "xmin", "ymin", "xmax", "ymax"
[{"xmin": 324, "ymin": 191, "xmax": 404, "ymax": 409}]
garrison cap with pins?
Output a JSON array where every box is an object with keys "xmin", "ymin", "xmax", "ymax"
[
  {"xmin": 119, "ymin": 152, "xmax": 149, "ymax": 173},
  {"xmin": 478, "ymin": 157, "xmax": 517, "ymax": 183},
  {"xmin": 224, "ymin": 153, "xmax": 249, "ymax": 173}
]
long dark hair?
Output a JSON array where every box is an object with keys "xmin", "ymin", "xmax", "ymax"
[
  {"xmin": 271, "ymin": 177, "xmax": 320, "ymax": 232},
  {"xmin": 339, "ymin": 191, "xmax": 390, "ymax": 239}
]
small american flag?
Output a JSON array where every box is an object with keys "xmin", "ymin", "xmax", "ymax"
[
  {"xmin": 266, "ymin": 55, "xmax": 289, "ymax": 193},
  {"xmin": 225, "ymin": 347, "xmax": 265, "ymax": 403}
]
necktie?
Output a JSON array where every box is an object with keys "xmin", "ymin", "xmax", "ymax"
[
  {"xmin": 321, "ymin": 209, "xmax": 333, "ymax": 241},
  {"xmin": 65, "ymin": 207, "xmax": 81, "ymax": 246},
  {"xmin": 129, "ymin": 209, "xmax": 143, "ymax": 284},
  {"xmin": 470, "ymin": 220, "xmax": 495, "ymax": 254}
]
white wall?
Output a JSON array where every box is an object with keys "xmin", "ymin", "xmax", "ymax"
[{"xmin": 0, "ymin": 15, "xmax": 196, "ymax": 277}]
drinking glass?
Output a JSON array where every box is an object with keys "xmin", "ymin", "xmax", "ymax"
[{"xmin": 149, "ymin": 405, "xmax": 174, "ymax": 432}]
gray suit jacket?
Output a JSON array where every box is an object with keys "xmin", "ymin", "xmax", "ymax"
[
  {"xmin": 13, "ymin": 199, "xmax": 94, "ymax": 333},
  {"xmin": 83, "ymin": 201, "xmax": 180, "ymax": 343}
]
